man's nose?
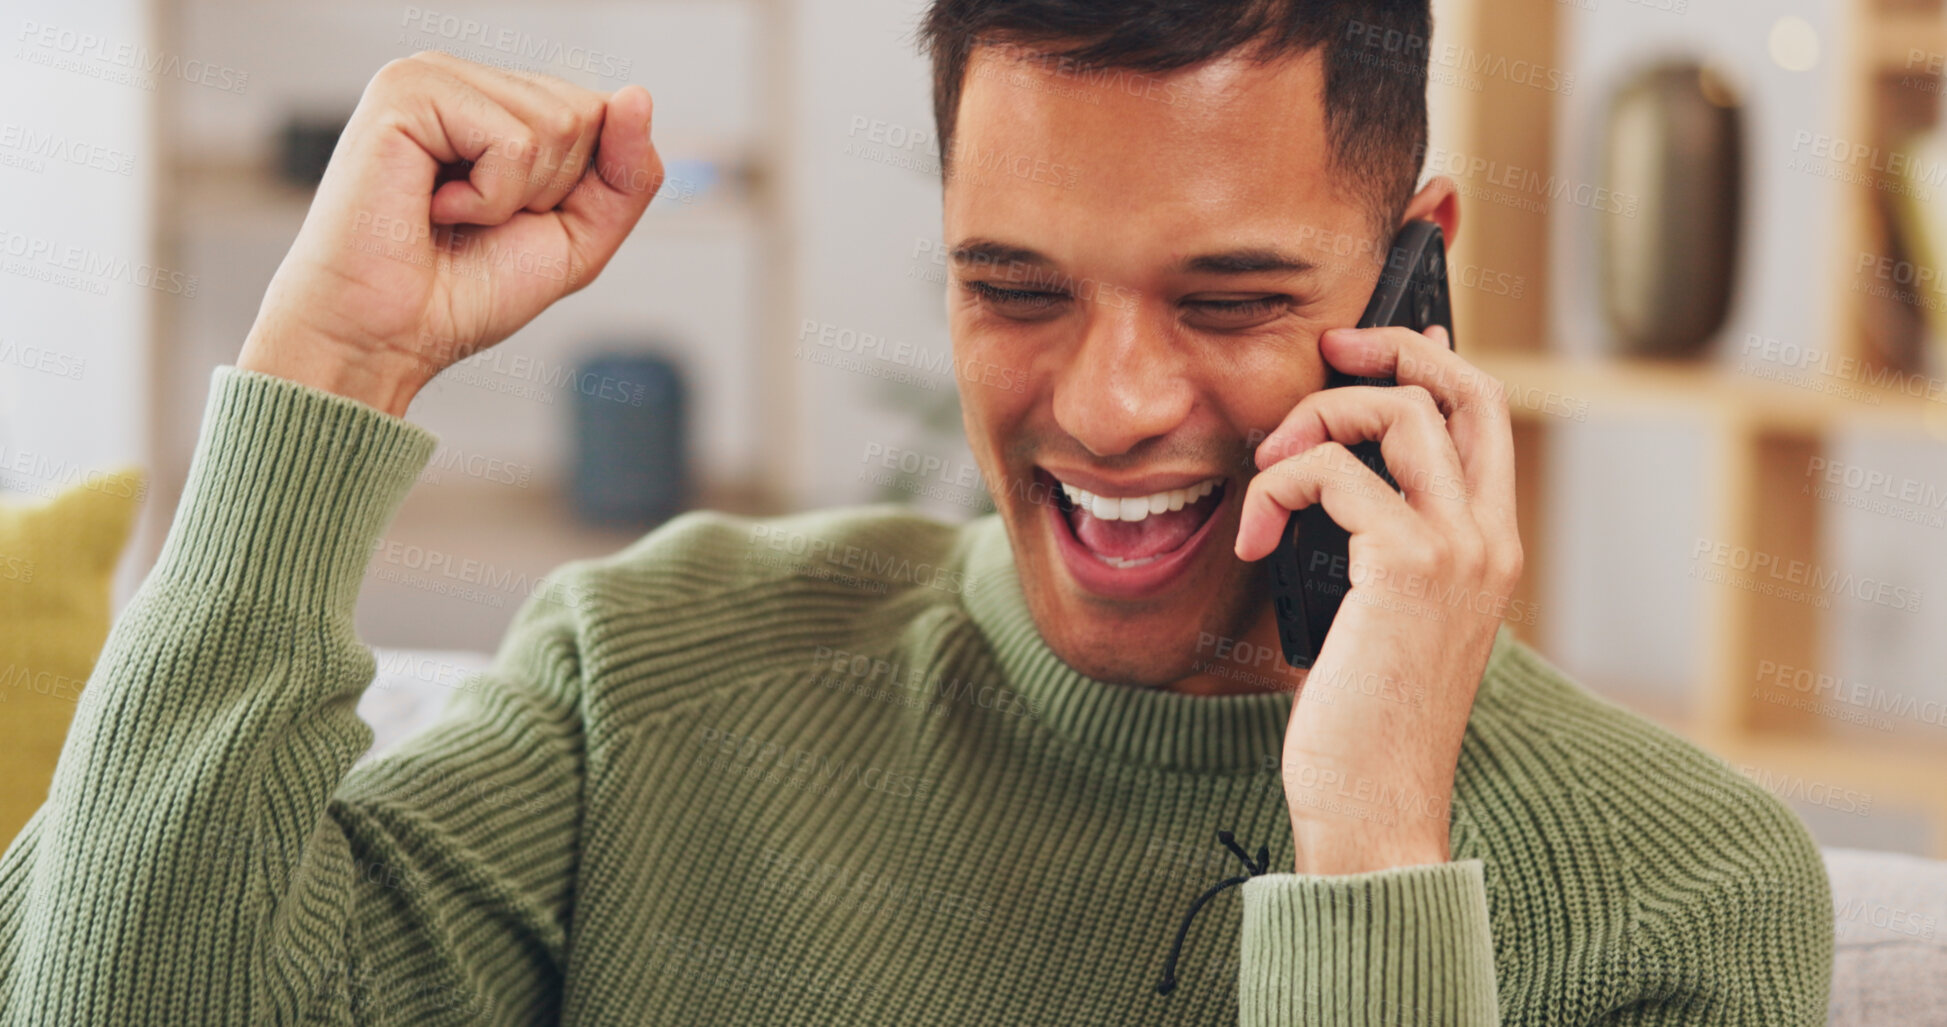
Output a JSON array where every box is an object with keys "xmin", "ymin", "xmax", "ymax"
[{"xmin": 1050, "ymin": 300, "xmax": 1193, "ymax": 458}]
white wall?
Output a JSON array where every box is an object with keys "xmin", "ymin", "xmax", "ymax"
[
  {"xmin": 0, "ymin": 0, "xmax": 158, "ymax": 601},
  {"xmin": 173, "ymin": 1, "xmax": 760, "ymax": 162},
  {"xmin": 781, "ymin": 0, "xmax": 978, "ymax": 515}
]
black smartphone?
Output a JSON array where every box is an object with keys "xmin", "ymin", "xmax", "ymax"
[{"xmin": 1267, "ymin": 219, "xmax": 1455, "ymax": 669}]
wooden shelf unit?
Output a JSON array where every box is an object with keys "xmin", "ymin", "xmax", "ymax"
[{"xmin": 1449, "ymin": 0, "xmax": 1947, "ymax": 854}]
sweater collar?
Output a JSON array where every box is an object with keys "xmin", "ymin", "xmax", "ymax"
[{"xmin": 958, "ymin": 513, "xmax": 1293, "ymax": 774}]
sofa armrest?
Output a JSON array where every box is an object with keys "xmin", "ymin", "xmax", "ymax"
[{"xmin": 1822, "ymin": 847, "xmax": 1947, "ymax": 1026}]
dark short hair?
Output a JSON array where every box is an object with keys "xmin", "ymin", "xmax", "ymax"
[{"xmin": 918, "ymin": 0, "xmax": 1431, "ymax": 236}]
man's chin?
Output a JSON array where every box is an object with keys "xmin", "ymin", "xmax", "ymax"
[
  {"xmin": 1045, "ymin": 634, "xmax": 1197, "ymax": 689},
  {"xmin": 1022, "ymin": 572, "xmax": 1230, "ymax": 688}
]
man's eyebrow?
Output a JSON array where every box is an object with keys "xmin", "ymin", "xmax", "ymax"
[
  {"xmin": 949, "ymin": 239, "xmax": 1054, "ymax": 268},
  {"xmin": 1180, "ymin": 248, "xmax": 1318, "ymax": 275},
  {"xmin": 946, "ymin": 240, "xmax": 1321, "ymax": 276}
]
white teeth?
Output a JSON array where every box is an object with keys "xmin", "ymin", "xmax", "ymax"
[{"xmin": 1055, "ymin": 476, "xmax": 1222, "ymax": 524}]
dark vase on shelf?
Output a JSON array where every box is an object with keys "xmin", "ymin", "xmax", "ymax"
[{"xmin": 1599, "ymin": 59, "xmax": 1744, "ymax": 359}]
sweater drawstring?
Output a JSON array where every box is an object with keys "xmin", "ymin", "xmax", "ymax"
[{"xmin": 1156, "ymin": 829, "xmax": 1270, "ymax": 996}]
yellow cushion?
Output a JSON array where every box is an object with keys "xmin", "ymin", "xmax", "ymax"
[{"xmin": 0, "ymin": 468, "xmax": 145, "ymax": 847}]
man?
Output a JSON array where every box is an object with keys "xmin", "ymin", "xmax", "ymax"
[{"xmin": 0, "ymin": 0, "xmax": 1832, "ymax": 1023}]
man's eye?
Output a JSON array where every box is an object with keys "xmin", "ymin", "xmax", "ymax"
[
  {"xmin": 964, "ymin": 280, "xmax": 1067, "ymax": 313},
  {"xmin": 1185, "ymin": 296, "xmax": 1290, "ymax": 326}
]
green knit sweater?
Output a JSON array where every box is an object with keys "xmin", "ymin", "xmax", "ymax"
[{"xmin": 0, "ymin": 367, "xmax": 1832, "ymax": 1025}]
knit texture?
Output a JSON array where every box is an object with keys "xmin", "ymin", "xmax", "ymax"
[{"xmin": 0, "ymin": 366, "xmax": 1833, "ymax": 1025}]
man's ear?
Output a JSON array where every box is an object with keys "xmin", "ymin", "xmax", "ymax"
[{"xmin": 1399, "ymin": 174, "xmax": 1460, "ymax": 248}]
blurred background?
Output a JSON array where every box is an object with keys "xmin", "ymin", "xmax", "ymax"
[{"xmin": 1, "ymin": 0, "xmax": 1944, "ymax": 862}]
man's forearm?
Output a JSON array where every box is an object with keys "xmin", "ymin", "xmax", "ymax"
[{"xmin": 0, "ymin": 367, "xmax": 437, "ymax": 1020}]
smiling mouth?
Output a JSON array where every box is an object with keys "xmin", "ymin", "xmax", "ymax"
[{"xmin": 1038, "ymin": 468, "xmax": 1227, "ymax": 568}]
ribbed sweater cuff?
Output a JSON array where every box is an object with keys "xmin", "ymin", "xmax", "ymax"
[
  {"xmin": 1237, "ymin": 858, "xmax": 1499, "ymax": 1026},
  {"xmin": 150, "ymin": 365, "xmax": 438, "ymax": 615}
]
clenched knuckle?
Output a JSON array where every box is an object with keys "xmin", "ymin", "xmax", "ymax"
[
  {"xmin": 1309, "ymin": 442, "xmax": 1355, "ymax": 481},
  {"xmin": 546, "ymin": 105, "xmax": 582, "ymax": 143},
  {"xmin": 373, "ymin": 57, "xmax": 421, "ymax": 90},
  {"xmin": 1382, "ymin": 540, "xmax": 1440, "ymax": 583},
  {"xmin": 1494, "ymin": 539, "xmax": 1526, "ymax": 586},
  {"xmin": 1397, "ymin": 384, "xmax": 1438, "ymax": 412},
  {"xmin": 1416, "ymin": 531, "xmax": 1456, "ymax": 573},
  {"xmin": 413, "ymin": 50, "xmax": 472, "ymax": 76},
  {"xmin": 1271, "ymin": 454, "xmax": 1312, "ymax": 489}
]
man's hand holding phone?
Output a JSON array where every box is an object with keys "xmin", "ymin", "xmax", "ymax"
[
  {"xmin": 237, "ymin": 52, "xmax": 665, "ymax": 416},
  {"xmin": 1234, "ymin": 323, "xmax": 1524, "ymax": 875}
]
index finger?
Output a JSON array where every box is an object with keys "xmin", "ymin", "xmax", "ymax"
[{"xmin": 1315, "ymin": 324, "xmax": 1515, "ymax": 522}]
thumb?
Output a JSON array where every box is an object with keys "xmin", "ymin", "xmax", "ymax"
[{"xmin": 557, "ymin": 84, "xmax": 662, "ymax": 280}]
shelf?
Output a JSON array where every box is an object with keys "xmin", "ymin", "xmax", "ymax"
[
  {"xmin": 1872, "ymin": 10, "xmax": 1947, "ymax": 76},
  {"xmin": 1446, "ymin": 0, "xmax": 1947, "ymax": 858},
  {"xmin": 1698, "ymin": 727, "xmax": 1947, "ymax": 850},
  {"xmin": 1473, "ymin": 351, "xmax": 1947, "ymax": 438},
  {"xmin": 1621, "ymin": 702, "xmax": 1947, "ymax": 849}
]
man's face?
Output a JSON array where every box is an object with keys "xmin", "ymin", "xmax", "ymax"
[{"xmin": 944, "ymin": 44, "xmax": 1393, "ymax": 688}]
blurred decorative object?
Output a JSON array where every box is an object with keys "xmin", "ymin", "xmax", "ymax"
[
  {"xmin": 276, "ymin": 112, "xmax": 349, "ymax": 186},
  {"xmin": 1766, "ymin": 15, "xmax": 1821, "ymax": 74},
  {"xmin": 571, "ymin": 351, "xmax": 690, "ymax": 527},
  {"xmin": 643, "ymin": 145, "xmax": 766, "ymax": 217},
  {"xmin": 1598, "ymin": 60, "xmax": 1743, "ymax": 357},
  {"xmin": 654, "ymin": 156, "xmax": 725, "ymax": 208},
  {"xmin": 872, "ymin": 376, "xmax": 994, "ymax": 519},
  {"xmin": 1885, "ymin": 126, "xmax": 1947, "ymax": 377},
  {"xmin": 0, "ymin": 468, "xmax": 145, "ymax": 848}
]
